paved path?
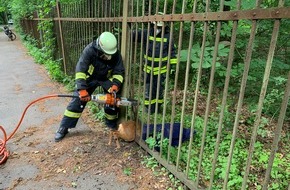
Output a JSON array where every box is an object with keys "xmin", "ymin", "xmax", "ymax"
[{"xmin": 0, "ymin": 28, "xmax": 132, "ymax": 190}]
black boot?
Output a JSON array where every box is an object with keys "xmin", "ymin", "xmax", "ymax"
[{"xmin": 55, "ymin": 126, "xmax": 69, "ymax": 142}]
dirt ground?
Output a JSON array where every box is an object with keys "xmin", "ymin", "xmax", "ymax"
[{"xmin": 0, "ymin": 27, "xmax": 174, "ymax": 190}]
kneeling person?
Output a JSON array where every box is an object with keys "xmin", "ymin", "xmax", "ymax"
[{"xmin": 55, "ymin": 32, "xmax": 125, "ymax": 142}]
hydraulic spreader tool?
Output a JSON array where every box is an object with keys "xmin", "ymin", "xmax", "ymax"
[
  {"xmin": 91, "ymin": 92, "xmax": 138, "ymax": 108},
  {"xmin": 0, "ymin": 93, "xmax": 138, "ymax": 164}
]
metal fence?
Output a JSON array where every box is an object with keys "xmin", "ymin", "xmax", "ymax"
[{"xmin": 21, "ymin": 0, "xmax": 290, "ymax": 189}]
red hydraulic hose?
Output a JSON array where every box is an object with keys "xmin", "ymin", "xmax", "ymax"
[{"xmin": 0, "ymin": 94, "xmax": 78, "ymax": 165}]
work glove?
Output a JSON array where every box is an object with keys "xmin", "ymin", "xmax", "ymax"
[
  {"xmin": 79, "ymin": 89, "xmax": 91, "ymax": 102},
  {"xmin": 109, "ymin": 84, "xmax": 119, "ymax": 93}
]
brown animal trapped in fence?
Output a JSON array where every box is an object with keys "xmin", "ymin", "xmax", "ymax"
[{"xmin": 108, "ymin": 120, "xmax": 139, "ymax": 149}]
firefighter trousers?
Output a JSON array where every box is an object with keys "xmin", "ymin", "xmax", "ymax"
[{"xmin": 144, "ymin": 73, "xmax": 166, "ymax": 114}]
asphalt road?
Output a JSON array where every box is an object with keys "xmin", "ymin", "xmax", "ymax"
[{"xmin": 0, "ymin": 27, "xmax": 132, "ymax": 190}]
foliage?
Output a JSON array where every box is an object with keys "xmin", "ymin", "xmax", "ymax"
[
  {"xmin": 144, "ymin": 112, "xmax": 290, "ymax": 189},
  {"xmin": 87, "ymin": 101, "xmax": 105, "ymax": 122},
  {"xmin": 59, "ymin": 0, "xmax": 84, "ymax": 4},
  {"xmin": 180, "ymin": 42, "xmax": 230, "ymax": 69},
  {"xmin": 10, "ymin": 0, "xmax": 36, "ymax": 22},
  {"xmin": 23, "ymin": 35, "xmax": 72, "ymax": 86},
  {"xmin": 123, "ymin": 167, "xmax": 132, "ymax": 176}
]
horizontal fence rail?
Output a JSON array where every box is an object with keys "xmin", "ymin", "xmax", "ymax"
[
  {"xmin": 20, "ymin": 0, "xmax": 290, "ymax": 189},
  {"xmin": 31, "ymin": 7, "xmax": 290, "ymax": 22}
]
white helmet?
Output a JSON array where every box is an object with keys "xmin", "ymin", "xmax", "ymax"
[
  {"xmin": 153, "ymin": 12, "xmax": 165, "ymax": 27},
  {"xmin": 96, "ymin": 32, "xmax": 117, "ymax": 55}
]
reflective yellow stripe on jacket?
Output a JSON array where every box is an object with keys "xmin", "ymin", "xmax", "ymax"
[
  {"xmin": 144, "ymin": 55, "xmax": 169, "ymax": 62},
  {"xmin": 112, "ymin": 74, "xmax": 124, "ymax": 83},
  {"xmin": 170, "ymin": 58, "xmax": 177, "ymax": 64},
  {"xmin": 144, "ymin": 99, "xmax": 164, "ymax": 105},
  {"xmin": 75, "ymin": 72, "xmax": 86, "ymax": 80},
  {"xmin": 148, "ymin": 36, "xmax": 168, "ymax": 42},
  {"xmin": 143, "ymin": 64, "xmax": 167, "ymax": 75},
  {"xmin": 76, "ymin": 65, "xmax": 94, "ymax": 80}
]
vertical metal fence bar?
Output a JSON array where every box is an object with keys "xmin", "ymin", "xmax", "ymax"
[
  {"xmin": 63, "ymin": 4, "xmax": 69, "ymax": 72},
  {"xmin": 154, "ymin": 0, "xmax": 168, "ymax": 155},
  {"xmin": 76, "ymin": 2, "xmax": 82, "ymax": 49},
  {"xmin": 129, "ymin": 0, "xmax": 137, "ymax": 117},
  {"xmin": 56, "ymin": 0, "xmax": 67, "ymax": 75},
  {"xmin": 77, "ymin": 2, "xmax": 83, "ymax": 64},
  {"xmin": 174, "ymin": 0, "xmax": 186, "ymax": 170},
  {"xmin": 80, "ymin": 2, "xmax": 83, "ymax": 58},
  {"xmin": 207, "ymin": 0, "xmax": 240, "ymax": 188},
  {"xmin": 84, "ymin": 0, "xmax": 87, "ymax": 44},
  {"xmin": 185, "ymin": 0, "xmax": 198, "ymax": 180},
  {"xmin": 89, "ymin": 0, "xmax": 91, "ymax": 41},
  {"xmin": 153, "ymin": 0, "xmax": 162, "ymax": 117},
  {"xmin": 126, "ymin": 0, "xmax": 134, "ymax": 117},
  {"xmin": 118, "ymin": 0, "xmax": 122, "ymax": 46},
  {"xmin": 82, "ymin": 1, "xmax": 86, "ymax": 47},
  {"xmin": 96, "ymin": 0, "xmax": 100, "ymax": 34},
  {"xmin": 136, "ymin": 0, "xmax": 147, "ymax": 142},
  {"xmin": 151, "ymin": 2, "xmax": 161, "ymax": 135},
  {"xmin": 196, "ymin": 0, "xmax": 211, "ymax": 183},
  {"xmin": 183, "ymin": 1, "xmax": 197, "ymax": 178},
  {"xmin": 109, "ymin": 0, "xmax": 111, "ymax": 30},
  {"xmin": 113, "ymin": 0, "xmax": 116, "ymax": 18},
  {"xmin": 146, "ymin": 0, "xmax": 160, "ymax": 143},
  {"xmin": 112, "ymin": 0, "xmax": 117, "ymax": 45},
  {"xmin": 63, "ymin": 5, "xmax": 69, "ymax": 73},
  {"xmin": 82, "ymin": 1, "xmax": 85, "ymax": 52},
  {"xmin": 166, "ymin": 0, "xmax": 177, "ymax": 163},
  {"xmin": 100, "ymin": 0, "xmax": 104, "ymax": 32},
  {"xmin": 78, "ymin": 2, "xmax": 81, "ymax": 63},
  {"xmin": 207, "ymin": 0, "xmax": 225, "ymax": 187},
  {"xmin": 144, "ymin": 0, "xmax": 152, "ymax": 140},
  {"xmin": 175, "ymin": 0, "xmax": 190, "ymax": 171},
  {"xmin": 262, "ymin": 52, "xmax": 288, "ymax": 189},
  {"xmin": 242, "ymin": 0, "xmax": 270, "ymax": 189},
  {"xmin": 87, "ymin": 0, "xmax": 90, "ymax": 41},
  {"xmin": 146, "ymin": 0, "xmax": 160, "ymax": 144},
  {"xmin": 183, "ymin": 8, "xmax": 197, "ymax": 179},
  {"xmin": 89, "ymin": 0, "xmax": 92, "ymax": 42},
  {"xmin": 104, "ymin": 0, "xmax": 108, "ymax": 29},
  {"xmin": 75, "ymin": 2, "xmax": 79, "ymax": 61},
  {"xmin": 68, "ymin": 4, "xmax": 71, "ymax": 66},
  {"xmin": 262, "ymin": 2, "xmax": 286, "ymax": 186}
]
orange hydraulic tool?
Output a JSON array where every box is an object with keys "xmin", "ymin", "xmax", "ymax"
[{"xmin": 91, "ymin": 91, "xmax": 138, "ymax": 110}]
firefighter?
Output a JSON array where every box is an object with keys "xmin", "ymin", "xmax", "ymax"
[
  {"xmin": 55, "ymin": 31, "xmax": 125, "ymax": 142},
  {"xmin": 133, "ymin": 12, "xmax": 177, "ymax": 114}
]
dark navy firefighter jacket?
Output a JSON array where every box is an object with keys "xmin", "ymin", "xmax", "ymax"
[
  {"xmin": 134, "ymin": 25, "xmax": 177, "ymax": 75},
  {"xmin": 75, "ymin": 41, "xmax": 124, "ymax": 92}
]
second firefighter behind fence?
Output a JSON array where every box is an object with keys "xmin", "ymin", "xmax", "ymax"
[{"xmin": 133, "ymin": 12, "xmax": 177, "ymax": 114}]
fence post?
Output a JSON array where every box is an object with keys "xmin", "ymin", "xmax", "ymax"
[{"xmin": 120, "ymin": 0, "xmax": 129, "ymax": 120}]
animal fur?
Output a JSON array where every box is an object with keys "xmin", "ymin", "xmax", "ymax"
[{"xmin": 108, "ymin": 120, "xmax": 137, "ymax": 149}]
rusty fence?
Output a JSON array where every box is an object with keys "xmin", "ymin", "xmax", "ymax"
[{"xmin": 20, "ymin": 0, "xmax": 290, "ymax": 189}]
